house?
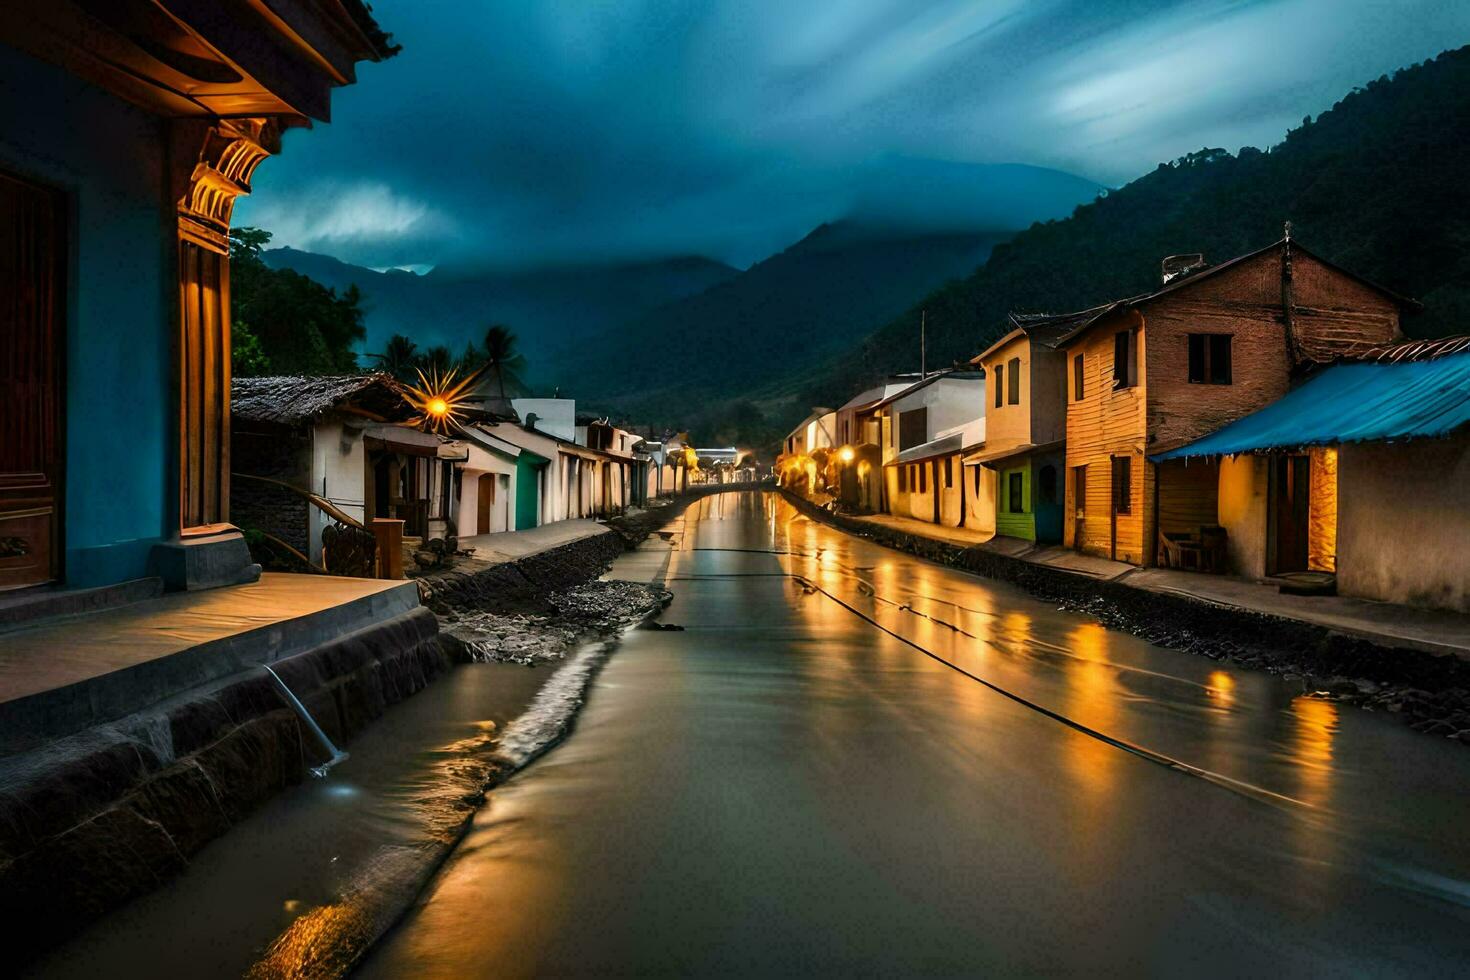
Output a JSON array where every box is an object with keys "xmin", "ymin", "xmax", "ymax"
[
  {"xmin": 831, "ymin": 376, "xmax": 920, "ymax": 512},
  {"xmin": 498, "ymin": 398, "xmax": 638, "ymax": 520},
  {"xmin": 1151, "ymin": 338, "xmax": 1469, "ymax": 611},
  {"xmin": 230, "ymin": 371, "xmax": 429, "ymax": 567},
  {"xmin": 456, "ymin": 424, "xmax": 550, "ymax": 535},
  {"xmin": 0, "ymin": 1, "xmax": 394, "ymax": 591},
  {"xmin": 965, "ymin": 320, "xmax": 1070, "ymax": 544},
  {"xmin": 777, "ymin": 407, "xmax": 838, "ymax": 497},
  {"xmin": 1051, "ymin": 238, "xmax": 1412, "ymax": 565},
  {"xmin": 877, "ymin": 371, "xmax": 992, "ymax": 531}
]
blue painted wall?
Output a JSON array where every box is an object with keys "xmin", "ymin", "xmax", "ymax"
[{"xmin": 0, "ymin": 44, "xmax": 173, "ymax": 586}]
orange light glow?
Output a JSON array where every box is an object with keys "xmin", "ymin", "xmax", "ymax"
[
  {"xmin": 838, "ymin": 446, "xmax": 855, "ymax": 463},
  {"xmin": 401, "ymin": 362, "xmax": 489, "ymax": 435}
]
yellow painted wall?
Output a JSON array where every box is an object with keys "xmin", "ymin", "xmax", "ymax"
[
  {"xmin": 1307, "ymin": 446, "xmax": 1338, "ymax": 573},
  {"xmin": 980, "ymin": 333, "xmax": 1033, "ymax": 451},
  {"xmin": 1217, "ymin": 454, "xmax": 1267, "ymax": 579}
]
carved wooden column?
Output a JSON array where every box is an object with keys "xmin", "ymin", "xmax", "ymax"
[{"xmin": 173, "ymin": 118, "xmax": 274, "ymax": 533}]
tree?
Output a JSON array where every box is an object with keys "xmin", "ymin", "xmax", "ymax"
[
  {"xmin": 229, "ymin": 226, "xmax": 367, "ymax": 375},
  {"xmin": 232, "ymin": 319, "xmax": 272, "ymax": 376},
  {"xmin": 370, "ymin": 333, "xmax": 420, "ymax": 381},
  {"xmin": 482, "ymin": 324, "xmax": 527, "ymax": 401}
]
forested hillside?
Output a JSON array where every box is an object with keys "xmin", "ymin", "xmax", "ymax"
[{"xmin": 808, "ymin": 44, "xmax": 1470, "ymax": 406}]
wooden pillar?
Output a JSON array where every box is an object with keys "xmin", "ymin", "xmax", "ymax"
[{"xmin": 172, "ymin": 119, "xmax": 275, "ymax": 534}]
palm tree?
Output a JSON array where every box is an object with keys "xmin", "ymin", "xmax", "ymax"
[
  {"xmin": 369, "ymin": 333, "xmax": 419, "ymax": 381},
  {"xmin": 482, "ymin": 324, "xmax": 527, "ymax": 401},
  {"xmin": 418, "ymin": 344, "xmax": 454, "ymax": 377}
]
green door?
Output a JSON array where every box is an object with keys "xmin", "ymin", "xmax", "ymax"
[{"xmin": 515, "ymin": 452, "xmax": 549, "ymax": 530}]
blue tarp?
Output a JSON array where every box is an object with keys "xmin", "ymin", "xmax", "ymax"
[{"xmin": 1151, "ymin": 351, "xmax": 1470, "ymax": 461}]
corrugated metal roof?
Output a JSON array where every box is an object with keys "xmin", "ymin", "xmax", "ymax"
[{"xmin": 1151, "ymin": 351, "xmax": 1470, "ymax": 461}]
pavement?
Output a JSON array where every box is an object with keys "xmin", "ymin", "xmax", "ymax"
[
  {"xmin": 0, "ymin": 573, "xmax": 418, "ymax": 753},
  {"xmin": 846, "ymin": 509, "xmax": 1470, "ymax": 659},
  {"xmin": 459, "ymin": 519, "xmax": 612, "ymax": 563}
]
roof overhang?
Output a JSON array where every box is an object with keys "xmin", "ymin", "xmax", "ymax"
[{"xmin": 963, "ymin": 439, "xmax": 1066, "ymax": 468}]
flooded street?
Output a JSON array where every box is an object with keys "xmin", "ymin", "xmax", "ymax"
[
  {"xmin": 32, "ymin": 491, "xmax": 1470, "ymax": 978},
  {"xmin": 361, "ymin": 492, "xmax": 1470, "ymax": 977}
]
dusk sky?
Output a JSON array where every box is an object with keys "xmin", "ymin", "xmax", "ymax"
[{"xmin": 235, "ymin": 0, "xmax": 1470, "ymax": 272}]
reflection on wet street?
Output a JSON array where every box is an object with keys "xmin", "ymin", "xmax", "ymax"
[{"xmin": 365, "ymin": 492, "xmax": 1470, "ymax": 977}]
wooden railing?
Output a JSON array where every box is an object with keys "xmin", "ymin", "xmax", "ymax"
[{"xmin": 232, "ymin": 472, "xmax": 378, "ymax": 578}]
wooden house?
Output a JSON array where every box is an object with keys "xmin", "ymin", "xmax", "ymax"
[
  {"xmin": 1153, "ymin": 338, "xmax": 1469, "ymax": 611},
  {"xmin": 965, "ymin": 322, "xmax": 1069, "ymax": 544},
  {"xmin": 1049, "ymin": 238, "xmax": 1413, "ymax": 566},
  {"xmin": 0, "ymin": 1, "xmax": 393, "ymax": 591}
]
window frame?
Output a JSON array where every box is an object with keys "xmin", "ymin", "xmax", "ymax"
[
  {"xmin": 1007, "ymin": 471, "xmax": 1025, "ymax": 514},
  {"xmin": 1111, "ymin": 455, "xmax": 1132, "ymax": 515},
  {"xmin": 1187, "ymin": 333, "xmax": 1233, "ymax": 385},
  {"xmin": 1113, "ymin": 330, "xmax": 1138, "ymax": 390}
]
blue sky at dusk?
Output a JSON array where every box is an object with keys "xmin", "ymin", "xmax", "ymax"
[{"xmin": 235, "ymin": 0, "xmax": 1470, "ymax": 271}]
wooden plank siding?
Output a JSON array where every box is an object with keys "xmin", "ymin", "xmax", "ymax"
[
  {"xmin": 1063, "ymin": 313, "xmax": 1149, "ymax": 563},
  {"xmin": 995, "ymin": 463, "xmax": 1034, "ymax": 540}
]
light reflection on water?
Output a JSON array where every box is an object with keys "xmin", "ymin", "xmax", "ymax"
[{"xmin": 361, "ymin": 492, "xmax": 1470, "ymax": 978}]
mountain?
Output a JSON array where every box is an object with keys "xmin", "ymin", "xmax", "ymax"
[
  {"xmin": 552, "ymin": 223, "xmax": 1007, "ymax": 423},
  {"xmin": 260, "ymin": 247, "xmax": 739, "ymax": 376},
  {"xmin": 807, "ymin": 44, "xmax": 1470, "ymax": 409}
]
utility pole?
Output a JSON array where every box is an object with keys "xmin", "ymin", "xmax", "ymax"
[{"xmin": 920, "ymin": 309, "xmax": 927, "ymax": 379}]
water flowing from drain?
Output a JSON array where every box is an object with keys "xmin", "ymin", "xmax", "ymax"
[{"xmin": 261, "ymin": 663, "xmax": 349, "ymax": 777}]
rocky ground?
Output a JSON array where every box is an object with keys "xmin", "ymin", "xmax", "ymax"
[{"xmin": 440, "ymin": 579, "xmax": 673, "ymax": 665}]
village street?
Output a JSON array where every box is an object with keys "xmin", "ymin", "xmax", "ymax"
[{"xmin": 357, "ymin": 491, "xmax": 1470, "ymax": 978}]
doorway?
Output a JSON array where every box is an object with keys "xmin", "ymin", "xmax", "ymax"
[
  {"xmin": 0, "ymin": 170, "xmax": 65, "ymax": 588},
  {"xmin": 476, "ymin": 473, "xmax": 496, "ymax": 534},
  {"xmin": 1268, "ymin": 454, "xmax": 1311, "ymax": 574},
  {"xmin": 1071, "ymin": 465, "xmax": 1087, "ymax": 550}
]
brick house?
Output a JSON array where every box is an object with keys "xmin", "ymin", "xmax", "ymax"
[{"xmin": 1044, "ymin": 237, "xmax": 1414, "ymax": 567}]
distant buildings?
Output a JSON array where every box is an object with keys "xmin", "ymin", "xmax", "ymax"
[{"xmin": 781, "ymin": 234, "xmax": 1470, "ymax": 613}]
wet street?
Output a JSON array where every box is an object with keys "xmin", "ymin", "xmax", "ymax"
[{"xmin": 361, "ymin": 492, "xmax": 1470, "ymax": 977}]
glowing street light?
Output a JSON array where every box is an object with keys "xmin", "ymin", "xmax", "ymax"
[{"xmin": 838, "ymin": 446, "xmax": 855, "ymax": 464}]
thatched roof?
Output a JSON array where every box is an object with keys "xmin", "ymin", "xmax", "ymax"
[{"xmin": 232, "ymin": 373, "xmax": 411, "ymax": 426}]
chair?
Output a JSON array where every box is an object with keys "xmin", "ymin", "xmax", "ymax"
[
  {"xmin": 1198, "ymin": 525, "xmax": 1228, "ymax": 574},
  {"xmin": 1158, "ymin": 530, "xmax": 1202, "ymax": 570}
]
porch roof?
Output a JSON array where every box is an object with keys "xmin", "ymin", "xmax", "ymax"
[
  {"xmin": 963, "ymin": 439, "xmax": 1066, "ymax": 468},
  {"xmin": 1151, "ymin": 350, "xmax": 1470, "ymax": 461},
  {"xmin": 885, "ymin": 432, "xmax": 972, "ymax": 467}
]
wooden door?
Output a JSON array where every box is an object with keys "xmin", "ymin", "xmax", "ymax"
[
  {"xmin": 1269, "ymin": 454, "xmax": 1310, "ymax": 574},
  {"xmin": 477, "ymin": 474, "xmax": 495, "ymax": 533},
  {"xmin": 0, "ymin": 171, "xmax": 65, "ymax": 588}
]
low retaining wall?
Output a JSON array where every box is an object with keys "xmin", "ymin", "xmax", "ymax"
[
  {"xmin": 782, "ymin": 489, "xmax": 1470, "ymax": 740},
  {"xmin": 1, "ymin": 608, "xmax": 446, "ymax": 960}
]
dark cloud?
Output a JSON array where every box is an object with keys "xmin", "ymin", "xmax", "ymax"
[{"xmin": 235, "ymin": 0, "xmax": 1470, "ymax": 270}]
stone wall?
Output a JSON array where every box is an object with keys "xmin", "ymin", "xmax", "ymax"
[{"xmin": 1, "ymin": 608, "xmax": 448, "ymax": 959}]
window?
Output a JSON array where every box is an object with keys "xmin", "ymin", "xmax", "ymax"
[
  {"xmin": 1188, "ymin": 333, "xmax": 1232, "ymax": 384},
  {"xmin": 944, "ymin": 457, "xmax": 953, "ymax": 488},
  {"xmin": 1073, "ymin": 354, "xmax": 1085, "ymax": 401},
  {"xmin": 993, "ymin": 363, "xmax": 1004, "ymax": 407},
  {"xmin": 974, "ymin": 465, "xmax": 983, "ymax": 496},
  {"xmin": 1111, "ymin": 455, "xmax": 1132, "ymax": 514},
  {"xmin": 898, "ymin": 407, "xmax": 928, "ymax": 450},
  {"xmin": 1113, "ymin": 330, "xmax": 1137, "ymax": 389},
  {"xmin": 1007, "ymin": 357, "xmax": 1021, "ymax": 405},
  {"xmin": 1008, "ymin": 471, "xmax": 1025, "ymax": 513},
  {"xmin": 918, "ymin": 465, "xmax": 927, "ymax": 494},
  {"xmin": 898, "ymin": 466, "xmax": 907, "ymax": 492}
]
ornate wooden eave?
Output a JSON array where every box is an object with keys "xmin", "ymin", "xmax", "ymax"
[{"xmin": 176, "ymin": 117, "xmax": 275, "ymax": 253}]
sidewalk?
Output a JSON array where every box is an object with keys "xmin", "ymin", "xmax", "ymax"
[
  {"xmin": 0, "ymin": 573, "xmax": 419, "ymax": 752},
  {"xmin": 458, "ymin": 519, "xmax": 611, "ymax": 564},
  {"xmin": 847, "ymin": 508, "xmax": 1470, "ymax": 659}
]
